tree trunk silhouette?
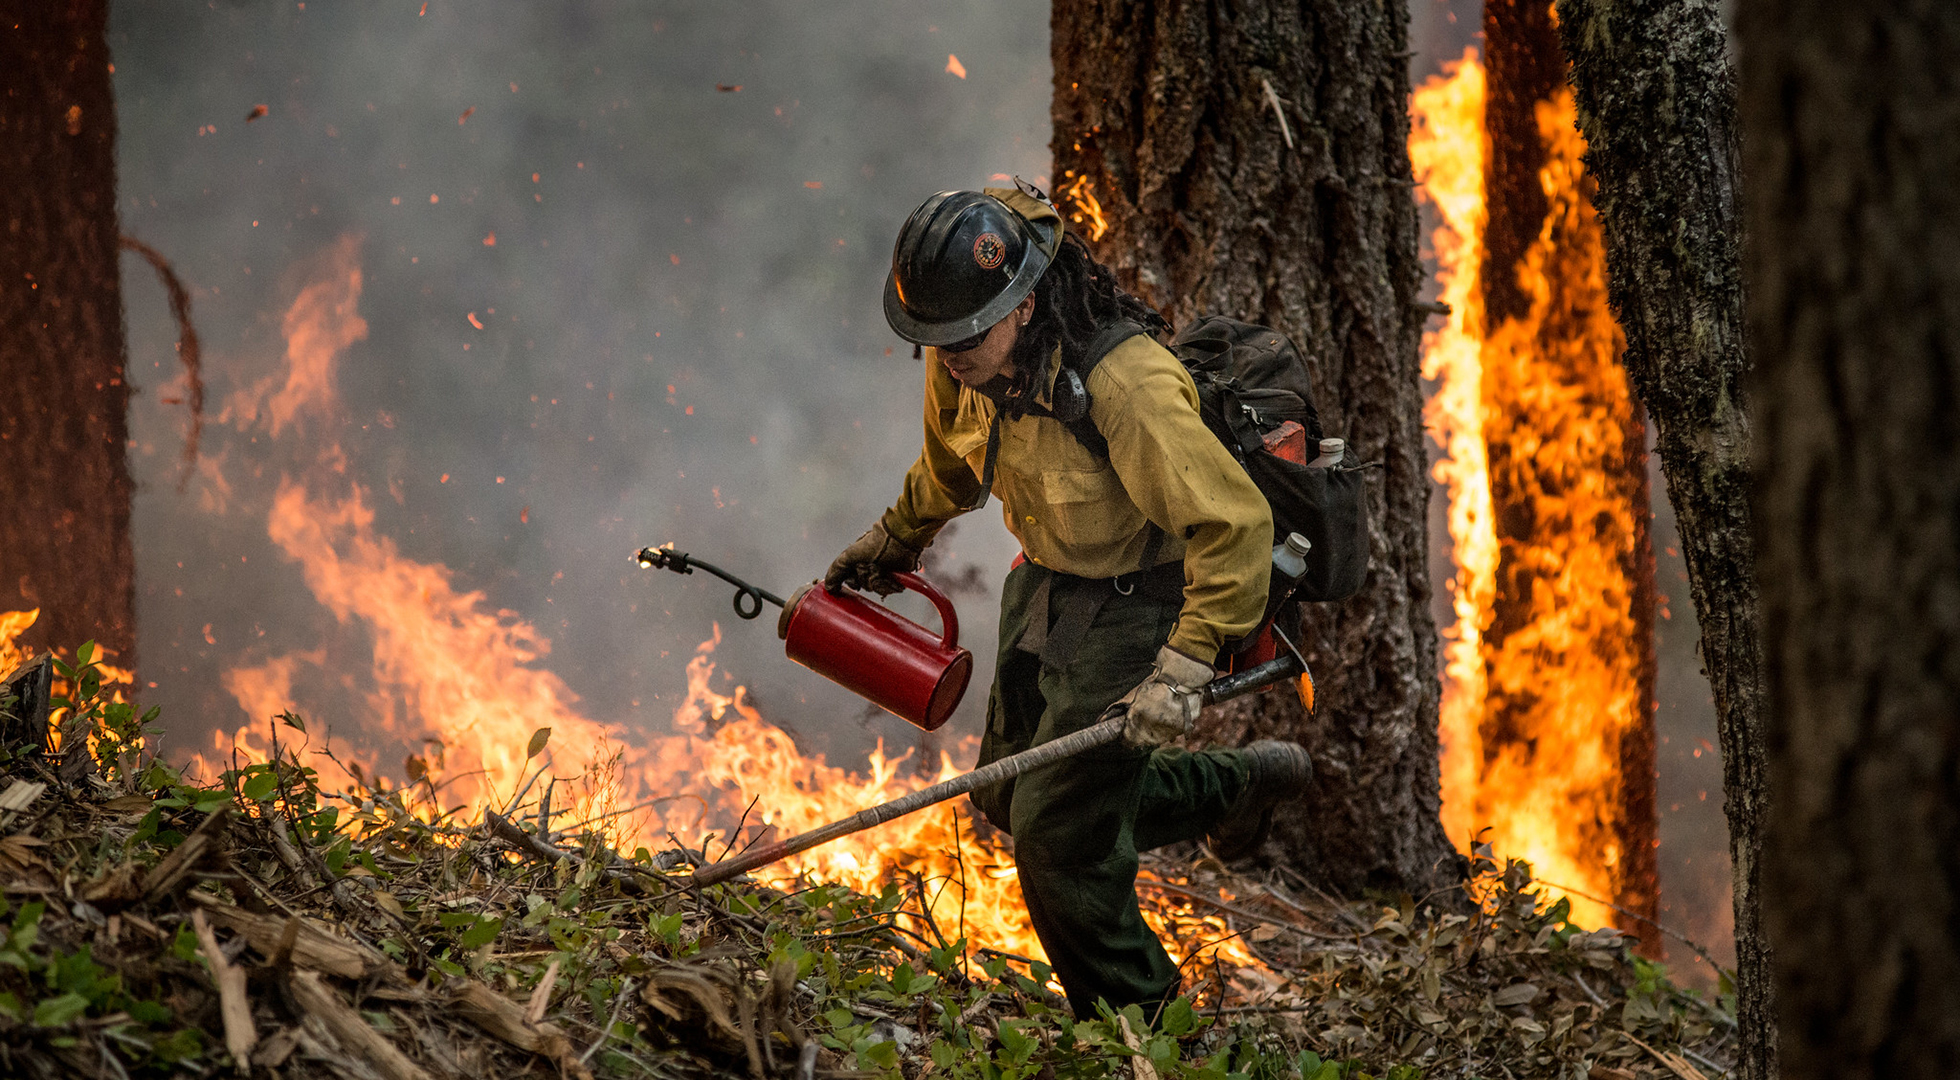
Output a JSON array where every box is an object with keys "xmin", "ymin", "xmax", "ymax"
[
  {"xmin": 1552, "ymin": 0, "xmax": 1773, "ymax": 1075},
  {"xmin": 1051, "ymin": 0, "xmax": 1460, "ymax": 894},
  {"xmin": 1743, "ymin": 1, "xmax": 1960, "ymax": 1077},
  {"xmin": 0, "ymin": 0, "xmax": 135, "ymax": 666}
]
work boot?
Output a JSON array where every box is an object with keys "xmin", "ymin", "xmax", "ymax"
[{"xmin": 1208, "ymin": 741, "xmax": 1313, "ymax": 861}]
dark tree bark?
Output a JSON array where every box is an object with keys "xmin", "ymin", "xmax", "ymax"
[
  {"xmin": 1051, "ymin": 0, "xmax": 1460, "ymax": 894},
  {"xmin": 0, "ymin": 1, "xmax": 135, "ymax": 665},
  {"xmin": 1481, "ymin": 0, "xmax": 1660, "ymax": 941},
  {"xmin": 1551, "ymin": 1, "xmax": 1773, "ymax": 1076},
  {"xmin": 1742, "ymin": 1, "xmax": 1960, "ymax": 1077}
]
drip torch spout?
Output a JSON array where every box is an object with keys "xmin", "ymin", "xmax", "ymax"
[{"xmin": 634, "ymin": 546, "xmax": 786, "ymax": 621}]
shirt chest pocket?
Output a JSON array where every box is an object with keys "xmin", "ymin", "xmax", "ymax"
[{"xmin": 1041, "ymin": 464, "xmax": 1144, "ymax": 549}]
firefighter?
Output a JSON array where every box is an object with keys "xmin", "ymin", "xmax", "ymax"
[{"xmin": 826, "ymin": 186, "xmax": 1314, "ymax": 1019}]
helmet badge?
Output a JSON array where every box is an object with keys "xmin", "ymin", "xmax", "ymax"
[{"xmin": 972, "ymin": 232, "xmax": 1006, "ymax": 270}]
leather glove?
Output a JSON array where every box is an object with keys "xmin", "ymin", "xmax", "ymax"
[
  {"xmin": 1118, "ymin": 646, "xmax": 1214, "ymax": 747},
  {"xmin": 823, "ymin": 520, "xmax": 921, "ymax": 597}
]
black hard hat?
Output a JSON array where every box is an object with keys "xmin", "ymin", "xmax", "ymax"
[{"xmin": 883, "ymin": 190, "xmax": 1061, "ymax": 346}]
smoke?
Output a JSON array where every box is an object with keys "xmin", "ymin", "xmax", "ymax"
[{"xmin": 114, "ymin": 2, "xmax": 1047, "ymax": 770}]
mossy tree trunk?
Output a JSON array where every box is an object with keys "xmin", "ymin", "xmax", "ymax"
[
  {"xmin": 1050, "ymin": 0, "xmax": 1460, "ymax": 894},
  {"xmin": 1742, "ymin": 0, "xmax": 1960, "ymax": 1076},
  {"xmin": 1550, "ymin": 0, "xmax": 1772, "ymax": 1075},
  {"xmin": 0, "ymin": 0, "xmax": 135, "ymax": 666}
]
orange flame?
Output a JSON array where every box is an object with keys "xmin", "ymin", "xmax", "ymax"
[
  {"xmin": 0, "ymin": 609, "xmax": 38, "ymax": 679},
  {"xmin": 193, "ymin": 236, "xmax": 1266, "ymax": 983},
  {"xmin": 1060, "ymin": 171, "xmax": 1109, "ymax": 242},
  {"xmin": 1412, "ymin": 50, "xmax": 1495, "ymax": 858},
  {"xmin": 1415, "ymin": 51, "xmax": 1649, "ymax": 930},
  {"xmin": 0, "ymin": 608, "xmax": 138, "ymax": 758}
]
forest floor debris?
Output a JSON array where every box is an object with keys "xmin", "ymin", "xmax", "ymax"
[{"xmin": 0, "ymin": 644, "xmax": 1735, "ymax": 1078}]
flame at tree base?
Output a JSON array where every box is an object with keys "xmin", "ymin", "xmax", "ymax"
[{"xmin": 1415, "ymin": 47, "xmax": 1658, "ymax": 933}]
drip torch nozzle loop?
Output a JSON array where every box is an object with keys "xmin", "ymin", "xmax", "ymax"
[{"xmin": 633, "ymin": 546, "xmax": 786, "ymax": 620}]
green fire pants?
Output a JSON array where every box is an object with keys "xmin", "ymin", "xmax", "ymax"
[{"xmin": 969, "ymin": 561, "xmax": 1251, "ymax": 1019}]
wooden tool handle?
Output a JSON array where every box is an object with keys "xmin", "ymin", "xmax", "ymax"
[{"xmin": 685, "ymin": 651, "xmax": 1304, "ymax": 887}]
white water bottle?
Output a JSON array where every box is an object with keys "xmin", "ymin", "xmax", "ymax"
[
  {"xmin": 1308, "ymin": 438, "xmax": 1345, "ymax": 468},
  {"xmin": 1267, "ymin": 533, "xmax": 1312, "ymax": 620}
]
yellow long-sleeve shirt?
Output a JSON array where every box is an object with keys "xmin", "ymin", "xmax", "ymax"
[{"xmin": 882, "ymin": 333, "xmax": 1273, "ymax": 663}]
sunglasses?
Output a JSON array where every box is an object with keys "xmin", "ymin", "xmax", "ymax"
[{"xmin": 937, "ymin": 329, "xmax": 990, "ymax": 354}]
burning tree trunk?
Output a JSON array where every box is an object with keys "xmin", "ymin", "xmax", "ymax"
[
  {"xmin": 1550, "ymin": 0, "xmax": 1773, "ymax": 1074},
  {"xmin": 1424, "ymin": 0, "xmax": 1661, "ymax": 941},
  {"xmin": 0, "ymin": 1, "xmax": 136, "ymax": 665},
  {"xmin": 1743, "ymin": 1, "xmax": 1960, "ymax": 1076},
  {"xmin": 1050, "ymin": 0, "xmax": 1460, "ymax": 893}
]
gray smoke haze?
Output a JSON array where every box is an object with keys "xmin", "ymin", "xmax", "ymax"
[
  {"xmin": 109, "ymin": 0, "xmax": 1730, "ymax": 981},
  {"xmin": 115, "ymin": 0, "xmax": 1050, "ymax": 774}
]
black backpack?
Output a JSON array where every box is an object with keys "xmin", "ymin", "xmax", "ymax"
[{"xmin": 1048, "ymin": 314, "xmax": 1370, "ymax": 605}]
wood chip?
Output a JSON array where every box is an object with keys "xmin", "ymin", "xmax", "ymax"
[
  {"xmin": 192, "ymin": 896, "xmax": 385, "ymax": 979},
  {"xmin": 192, "ymin": 908, "xmax": 258, "ymax": 1069},
  {"xmin": 287, "ymin": 969, "xmax": 433, "ymax": 1080},
  {"xmin": 143, "ymin": 806, "xmax": 229, "ymax": 901},
  {"xmin": 1116, "ymin": 1013, "xmax": 1159, "ymax": 1080},
  {"xmin": 0, "ymin": 779, "xmax": 46, "ymax": 811},
  {"xmin": 251, "ymin": 1026, "xmax": 302, "ymax": 1069},
  {"xmin": 446, "ymin": 979, "xmax": 593, "ymax": 1080},
  {"xmin": 527, "ymin": 957, "xmax": 560, "ymax": 1025},
  {"xmin": 83, "ymin": 861, "xmax": 144, "ymax": 909}
]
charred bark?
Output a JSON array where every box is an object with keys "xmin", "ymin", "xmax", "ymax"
[
  {"xmin": 1051, "ymin": 0, "xmax": 1460, "ymax": 894},
  {"xmin": 1550, "ymin": 0, "xmax": 1771, "ymax": 1075},
  {"xmin": 0, "ymin": 2, "xmax": 135, "ymax": 664},
  {"xmin": 1742, "ymin": 1, "xmax": 1960, "ymax": 1076}
]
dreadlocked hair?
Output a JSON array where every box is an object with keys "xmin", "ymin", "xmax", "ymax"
[{"xmin": 998, "ymin": 233, "xmax": 1171, "ymax": 417}]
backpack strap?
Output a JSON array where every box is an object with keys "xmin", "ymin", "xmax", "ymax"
[{"xmin": 1025, "ymin": 318, "xmax": 1145, "ymax": 459}]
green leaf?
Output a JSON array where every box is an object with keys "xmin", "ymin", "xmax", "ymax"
[
  {"xmin": 76, "ymin": 641, "xmax": 95, "ymax": 666},
  {"xmin": 458, "ymin": 917, "xmax": 504, "ymax": 950},
  {"xmin": 33, "ymin": 992, "xmax": 91, "ymax": 1027},
  {"xmin": 1159, "ymin": 996, "xmax": 1196, "ymax": 1037},
  {"xmin": 242, "ymin": 772, "xmax": 278, "ymax": 802},
  {"xmin": 171, "ymin": 924, "xmax": 200, "ymax": 963},
  {"xmin": 279, "ymin": 710, "xmax": 307, "ymax": 734},
  {"xmin": 526, "ymin": 727, "xmax": 552, "ymax": 760},
  {"xmin": 860, "ymin": 1039, "xmax": 899, "ymax": 1068},
  {"xmin": 997, "ymin": 1022, "xmax": 1033, "ymax": 1063},
  {"xmin": 151, "ymin": 1026, "xmax": 204, "ymax": 1062}
]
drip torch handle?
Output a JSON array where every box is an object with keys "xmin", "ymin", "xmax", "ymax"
[{"xmin": 890, "ymin": 572, "xmax": 960, "ymax": 649}]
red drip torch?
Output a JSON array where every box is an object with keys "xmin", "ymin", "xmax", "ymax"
[{"xmin": 634, "ymin": 547, "xmax": 972, "ymax": 731}]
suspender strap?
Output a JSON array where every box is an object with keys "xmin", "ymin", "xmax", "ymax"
[
  {"xmin": 1013, "ymin": 557, "xmax": 1185, "ymax": 671},
  {"xmin": 960, "ymin": 410, "xmax": 1004, "ymax": 512},
  {"xmin": 1039, "ymin": 578, "xmax": 1109, "ymax": 672}
]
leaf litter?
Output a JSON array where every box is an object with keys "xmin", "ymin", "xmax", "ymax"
[{"xmin": 0, "ymin": 645, "xmax": 1734, "ymax": 1078}]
